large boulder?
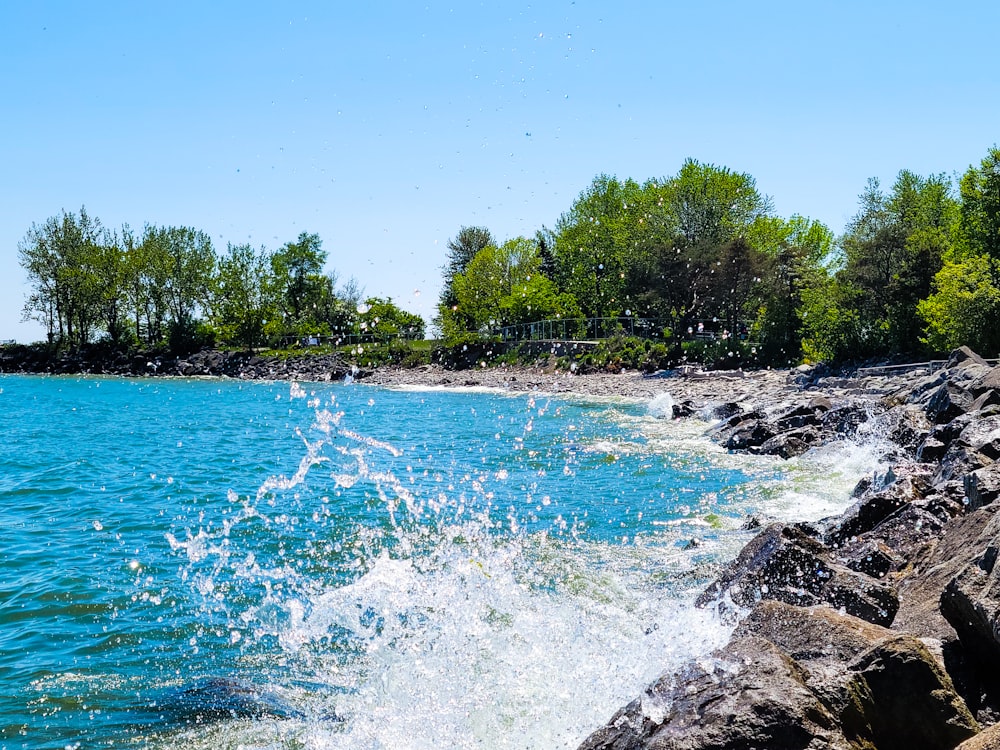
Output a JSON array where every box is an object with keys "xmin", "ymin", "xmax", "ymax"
[
  {"xmin": 966, "ymin": 465, "xmax": 1000, "ymax": 511},
  {"xmin": 826, "ymin": 464, "xmax": 933, "ymax": 547},
  {"xmin": 577, "ymin": 636, "xmax": 850, "ymax": 750},
  {"xmin": 941, "ymin": 530, "xmax": 1000, "ymax": 670},
  {"xmin": 839, "ymin": 634, "xmax": 979, "ymax": 750},
  {"xmin": 696, "ymin": 524, "xmax": 898, "ymax": 626},
  {"xmin": 956, "ymin": 723, "xmax": 1000, "ymax": 750}
]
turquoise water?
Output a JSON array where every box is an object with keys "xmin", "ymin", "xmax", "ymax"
[{"xmin": 0, "ymin": 375, "xmax": 875, "ymax": 749}]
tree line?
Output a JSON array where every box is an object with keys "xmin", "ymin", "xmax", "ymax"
[
  {"xmin": 437, "ymin": 147, "xmax": 1000, "ymax": 363},
  {"xmin": 18, "ymin": 216, "xmax": 424, "ymax": 353}
]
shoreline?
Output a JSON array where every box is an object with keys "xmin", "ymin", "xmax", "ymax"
[{"xmin": 580, "ymin": 347, "xmax": 1000, "ymax": 750}]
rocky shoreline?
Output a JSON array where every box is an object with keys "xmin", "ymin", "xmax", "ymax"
[
  {"xmin": 10, "ymin": 344, "xmax": 1000, "ymax": 748},
  {"xmin": 579, "ymin": 346, "xmax": 1000, "ymax": 750}
]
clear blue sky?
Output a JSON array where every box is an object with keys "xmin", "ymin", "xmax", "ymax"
[{"xmin": 3, "ymin": 1, "xmax": 998, "ymax": 343}]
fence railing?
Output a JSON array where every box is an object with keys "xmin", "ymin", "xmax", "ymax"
[
  {"xmin": 278, "ymin": 331, "xmax": 422, "ymax": 349},
  {"xmin": 498, "ymin": 317, "xmax": 746, "ymax": 343}
]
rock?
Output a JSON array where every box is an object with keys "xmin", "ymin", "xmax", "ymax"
[
  {"xmin": 874, "ymin": 404, "xmax": 933, "ymax": 455},
  {"xmin": 956, "ymin": 723, "xmax": 1000, "ymax": 750},
  {"xmin": 842, "ymin": 541, "xmax": 897, "ymax": 579},
  {"xmin": 966, "ymin": 465, "xmax": 1000, "ymax": 510},
  {"xmin": 942, "ymin": 534, "xmax": 1000, "ymax": 670},
  {"xmin": 917, "ymin": 435, "xmax": 949, "ymax": 462},
  {"xmin": 577, "ymin": 636, "xmax": 849, "ymax": 750},
  {"xmin": 970, "ymin": 389, "xmax": 1000, "ymax": 413},
  {"xmin": 774, "ymin": 403, "xmax": 823, "ymax": 431},
  {"xmin": 935, "ymin": 445, "xmax": 991, "ymax": 484},
  {"xmin": 809, "ymin": 395, "xmax": 834, "ymax": 412},
  {"xmin": 671, "ymin": 400, "xmax": 696, "ymax": 418},
  {"xmin": 696, "ymin": 524, "xmax": 899, "ymax": 626},
  {"xmin": 949, "ymin": 346, "xmax": 991, "ymax": 369},
  {"xmin": 840, "ymin": 634, "xmax": 979, "ymax": 750},
  {"xmin": 957, "ymin": 415, "xmax": 1000, "ymax": 461},
  {"xmin": 971, "ymin": 367, "xmax": 1000, "ymax": 398},
  {"xmin": 758, "ymin": 427, "xmax": 821, "ymax": 458},
  {"xmin": 826, "ymin": 465, "xmax": 932, "ymax": 547},
  {"xmin": 723, "ymin": 419, "xmax": 777, "ymax": 451},
  {"xmin": 821, "ymin": 403, "xmax": 871, "ymax": 437},
  {"xmin": 927, "ymin": 381, "xmax": 977, "ymax": 424},
  {"xmin": 710, "ymin": 401, "xmax": 742, "ymax": 420}
]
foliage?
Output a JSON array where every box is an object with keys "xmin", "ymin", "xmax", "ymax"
[
  {"xmin": 959, "ymin": 146, "xmax": 1000, "ymax": 260},
  {"xmin": 357, "ymin": 297, "xmax": 425, "ymax": 340},
  {"xmin": 918, "ymin": 254, "xmax": 1000, "ymax": 356},
  {"xmin": 438, "ymin": 236, "xmax": 580, "ymax": 340},
  {"xmin": 17, "ymin": 215, "xmax": 423, "ymax": 356},
  {"xmin": 211, "ymin": 243, "xmax": 278, "ymax": 350}
]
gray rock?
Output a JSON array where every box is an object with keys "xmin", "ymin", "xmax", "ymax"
[
  {"xmin": 840, "ymin": 634, "xmax": 979, "ymax": 750},
  {"xmin": 927, "ymin": 381, "xmax": 976, "ymax": 424},
  {"xmin": 696, "ymin": 524, "xmax": 899, "ymax": 626},
  {"xmin": 577, "ymin": 636, "xmax": 849, "ymax": 750},
  {"xmin": 965, "ymin": 465, "xmax": 1000, "ymax": 511}
]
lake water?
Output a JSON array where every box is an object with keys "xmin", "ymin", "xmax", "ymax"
[{"xmin": 0, "ymin": 374, "xmax": 882, "ymax": 749}]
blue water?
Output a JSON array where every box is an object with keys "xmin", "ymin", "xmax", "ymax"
[{"xmin": 0, "ymin": 375, "xmax": 873, "ymax": 749}]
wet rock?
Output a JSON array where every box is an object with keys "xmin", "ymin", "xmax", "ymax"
[
  {"xmin": 577, "ymin": 635, "xmax": 849, "ymax": 750},
  {"xmin": 935, "ymin": 444, "xmax": 991, "ymax": 484},
  {"xmin": 942, "ymin": 534, "xmax": 1000, "ymax": 670},
  {"xmin": 696, "ymin": 524, "xmax": 899, "ymax": 626},
  {"xmin": 774, "ymin": 403, "xmax": 824, "ymax": 431},
  {"xmin": 927, "ymin": 381, "xmax": 977, "ymax": 424},
  {"xmin": 842, "ymin": 541, "xmax": 897, "ymax": 579},
  {"xmin": 917, "ymin": 435, "xmax": 949, "ymax": 462},
  {"xmin": 723, "ymin": 419, "xmax": 777, "ymax": 451},
  {"xmin": 671, "ymin": 400, "xmax": 696, "ymax": 418},
  {"xmin": 826, "ymin": 465, "xmax": 932, "ymax": 547},
  {"xmin": 758, "ymin": 426, "xmax": 822, "ymax": 458},
  {"xmin": 874, "ymin": 404, "xmax": 933, "ymax": 455},
  {"xmin": 710, "ymin": 401, "xmax": 742, "ymax": 420},
  {"xmin": 840, "ymin": 634, "xmax": 979, "ymax": 750}
]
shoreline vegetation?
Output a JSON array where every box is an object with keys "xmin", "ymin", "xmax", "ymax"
[{"xmin": 13, "ymin": 148, "xmax": 1000, "ymax": 372}]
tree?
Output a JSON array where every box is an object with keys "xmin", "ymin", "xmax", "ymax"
[
  {"xmin": 958, "ymin": 146, "xmax": 1000, "ymax": 260},
  {"xmin": 18, "ymin": 207, "xmax": 110, "ymax": 349},
  {"xmin": 553, "ymin": 175, "xmax": 642, "ymax": 318},
  {"xmin": 754, "ymin": 216, "xmax": 835, "ymax": 362},
  {"xmin": 440, "ymin": 236, "xmax": 579, "ymax": 337},
  {"xmin": 357, "ymin": 297, "xmax": 425, "ymax": 340},
  {"xmin": 271, "ymin": 232, "xmax": 327, "ymax": 325},
  {"xmin": 212, "ymin": 243, "xmax": 278, "ymax": 350},
  {"xmin": 138, "ymin": 225, "xmax": 215, "ymax": 352},
  {"xmin": 623, "ymin": 162, "xmax": 772, "ymax": 331},
  {"xmin": 437, "ymin": 226, "xmax": 496, "ymax": 332},
  {"xmin": 918, "ymin": 254, "xmax": 1000, "ymax": 355}
]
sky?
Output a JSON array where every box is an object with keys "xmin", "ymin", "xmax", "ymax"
[{"xmin": 2, "ymin": 1, "xmax": 998, "ymax": 343}]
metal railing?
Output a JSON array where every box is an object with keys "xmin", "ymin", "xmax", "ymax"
[{"xmin": 497, "ymin": 317, "xmax": 747, "ymax": 343}]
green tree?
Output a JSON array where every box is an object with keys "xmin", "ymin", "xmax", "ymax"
[
  {"xmin": 437, "ymin": 226, "xmax": 496, "ymax": 332},
  {"xmin": 271, "ymin": 232, "xmax": 327, "ymax": 326},
  {"xmin": 553, "ymin": 175, "xmax": 643, "ymax": 318},
  {"xmin": 959, "ymin": 146, "xmax": 1000, "ymax": 260},
  {"xmin": 18, "ymin": 207, "xmax": 110, "ymax": 349},
  {"xmin": 626, "ymin": 161, "xmax": 772, "ymax": 331},
  {"xmin": 754, "ymin": 216, "xmax": 835, "ymax": 362},
  {"xmin": 441, "ymin": 236, "xmax": 577, "ymax": 337},
  {"xmin": 212, "ymin": 243, "xmax": 278, "ymax": 350},
  {"xmin": 918, "ymin": 254, "xmax": 1000, "ymax": 355},
  {"xmin": 358, "ymin": 297, "xmax": 425, "ymax": 340},
  {"xmin": 139, "ymin": 225, "xmax": 216, "ymax": 352}
]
